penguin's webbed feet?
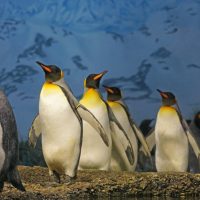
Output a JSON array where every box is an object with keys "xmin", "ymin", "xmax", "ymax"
[
  {"xmin": 49, "ymin": 171, "xmax": 61, "ymax": 184},
  {"xmin": 60, "ymin": 175, "xmax": 76, "ymax": 185}
]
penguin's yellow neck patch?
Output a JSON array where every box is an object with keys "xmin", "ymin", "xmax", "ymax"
[
  {"xmin": 159, "ymin": 106, "xmax": 177, "ymax": 115},
  {"xmin": 107, "ymin": 101, "xmax": 121, "ymax": 109},
  {"xmin": 80, "ymin": 88, "xmax": 102, "ymax": 107},
  {"xmin": 41, "ymin": 82, "xmax": 61, "ymax": 95}
]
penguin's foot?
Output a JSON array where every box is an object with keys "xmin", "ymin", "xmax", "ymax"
[
  {"xmin": 60, "ymin": 175, "xmax": 76, "ymax": 185},
  {"xmin": 49, "ymin": 171, "xmax": 61, "ymax": 184},
  {"xmin": 0, "ymin": 180, "xmax": 4, "ymax": 192},
  {"xmin": 43, "ymin": 181, "xmax": 60, "ymax": 188}
]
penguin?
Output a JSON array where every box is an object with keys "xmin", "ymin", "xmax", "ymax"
[
  {"xmin": 29, "ymin": 62, "xmax": 108, "ymax": 183},
  {"xmin": 78, "ymin": 71, "xmax": 132, "ymax": 171},
  {"xmin": 138, "ymin": 119, "xmax": 156, "ymax": 172},
  {"xmin": 103, "ymin": 85, "xmax": 151, "ymax": 171},
  {"xmin": 189, "ymin": 112, "xmax": 200, "ymax": 173},
  {"xmin": 0, "ymin": 89, "xmax": 25, "ymax": 191},
  {"xmin": 78, "ymin": 71, "xmax": 112, "ymax": 170},
  {"xmin": 145, "ymin": 89, "xmax": 200, "ymax": 172},
  {"xmin": 139, "ymin": 119, "xmax": 154, "ymax": 137}
]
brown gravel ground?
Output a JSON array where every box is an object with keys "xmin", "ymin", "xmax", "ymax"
[{"xmin": 0, "ymin": 166, "xmax": 200, "ymax": 199}]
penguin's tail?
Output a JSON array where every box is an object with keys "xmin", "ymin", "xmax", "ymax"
[{"xmin": 7, "ymin": 167, "xmax": 26, "ymax": 192}]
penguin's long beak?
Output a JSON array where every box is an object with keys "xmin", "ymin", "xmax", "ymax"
[
  {"xmin": 157, "ymin": 89, "xmax": 168, "ymax": 99},
  {"xmin": 103, "ymin": 85, "xmax": 114, "ymax": 94},
  {"xmin": 93, "ymin": 70, "xmax": 108, "ymax": 80},
  {"xmin": 157, "ymin": 89, "xmax": 162, "ymax": 93},
  {"xmin": 36, "ymin": 61, "xmax": 52, "ymax": 73}
]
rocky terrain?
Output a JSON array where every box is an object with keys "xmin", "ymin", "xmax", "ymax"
[
  {"xmin": 0, "ymin": 166, "xmax": 200, "ymax": 199},
  {"xmin": 0, "ymin": 1, "xmax": 200, "ymax": 140}
]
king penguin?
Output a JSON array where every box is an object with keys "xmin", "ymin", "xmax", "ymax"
[
  {"xmin": 154, "ymin": 89, "xmax": 200, "ymax": 172},
  {"xmin": 29, "ymin": 62, "xmax": 108, "ymax": 183},
  {"xmin": 0, "ymin": 89, "xmax": 25, "ymax": 191},
  {"xmin": 103, "ymin": 85, "xmax": 151, "ymax": 171},
  {"xmin": 78, "ymin": 71, "xmax": 112, "ymax": 170}
]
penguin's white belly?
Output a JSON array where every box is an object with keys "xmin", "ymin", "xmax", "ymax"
[
  {"xmin": 155, "ymin": 110, "xmax": 188, "ymax": 172},
  {"xmin": 0, "ymin": 124, "xmax": 5, "ymax": 172},
  {"xmin": 110, "ymin": 107, "xmax": 138, "ymax": 171},
  {"xmin": 39, "ymin": 89, "xmax": 81, "ymax": 175},
  {"xmin": 79, "ymin": 105, "xmax": 111, "ymax": 170}
]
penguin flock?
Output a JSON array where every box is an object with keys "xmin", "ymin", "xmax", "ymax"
[{"xmin": 0, "ymin": 61, "xmax": 200, "ymax": 191}]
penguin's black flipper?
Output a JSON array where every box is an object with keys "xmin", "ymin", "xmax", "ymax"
[
  {"xmin": 105, "ymin": 102, "xmax": 135, "ymax": 165},
  {"xmin": 118, "ymin": 102, "xmax": 152, "ymax": 159},
  {"xmin": 132, "ymin": 123, "xmax": 152, "ymax": 158},
  {"xmin": 110, "ymin": 119, "xmax": 135, "ymax": 166},
  {"xmin": 7, "ymin": 167, "xmax": 25, "ymax": 192},
  {"xmin": 183, "ymin": 120, "xmax": 200, "ymax": 170},
  {"xmin": 76, "ymin": 104, "xmax": 109, "ymax": 147},
  {"xmin": 125, "ymin": 146, "xmax": 134, "ymax": 165},
  {"xmin": 55, "ymin": 80, "xmax": 109, "ymax": 147},
  {"xmin": 29, "ymin": 114, "xmax": 41, "ymax": 148},
  {"xmin": 176, "ymin": 102, "xmax": 200, "ymax": 167},
  {"xmin": 140, "ymin": 128, "xmax": 156, "ymax": 153}
]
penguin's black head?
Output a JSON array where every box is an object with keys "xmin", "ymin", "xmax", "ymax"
[
  {"xmin": 85, "ymin": 71, "xmax": 108, "ymax": 89},
  {"xmin": 157, "ymin": 89, "xmax": 176, "ymax": 106},
  {"xmin": 103, "ymin": 85, "xmax": 122, "ymax": 101},
  {"xmin": 36, "ymin": 61, "xmax": 64, "ymax": 82},
  {"xmin": 194, "ymin": 112, "xmax": 200, "ymax": 129}
]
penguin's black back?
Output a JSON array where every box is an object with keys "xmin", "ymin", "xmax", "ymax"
[{"xmin": 0, "ymin": 90, "xmax": 25, "ymax": 191}]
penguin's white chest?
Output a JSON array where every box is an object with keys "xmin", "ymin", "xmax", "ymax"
[
  {"xmin": 39, "ymin": 83, "xmax": 81, "ymax": 174},
  {"xmin": 79, "ymin": 90, "xmax": 111, "ymax": 170},
  {"xmin": 155, "ymin": 107, "xmax": 188, "ymax": 172}
]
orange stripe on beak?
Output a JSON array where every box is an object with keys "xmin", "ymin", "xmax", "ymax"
[
  {"xmin": 103, "ymin": 85, "xmax": 114, "ymax": 94},
  {"xmin": 93, "ymin": 70, "xmax": 108, "ymax": 80},
  {"xmin": 160, "ymin": 93, "xmax": 168, "ymax": 99},
  {"xmin": 106, "ymin": 88, "xmax": 114, "ymax": 94},
  {"xmin": 157, "ymin": 89, "xmax": 168, "ymax": 99},
  {"xmin": 42, "ymin": 65, "xmax": 52, "ymax": 73},
  {"xmin": 36, "ymin": 61, "xmax": 52, "ymax": 73}
]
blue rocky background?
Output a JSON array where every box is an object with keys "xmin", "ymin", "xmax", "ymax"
[{"xmin": 0, "ymin": 0, "xmax": 200, "ymax": 139}]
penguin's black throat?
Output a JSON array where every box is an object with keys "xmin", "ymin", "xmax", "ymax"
[
  {"xmin": 107, "ymin": 93, "xmax": 121, "ymax": 101},
  {"xmin": 162, "ymin": 98, "xmax": 176, "ymax": 106},
  {"xmin": 44, "ymin": 66, "xmax": 61, "ymax": 83},
  {"xmin": 36, "ymin": 61, "xmax": 62, "ymax": 82},
  {"xmin": 86, "ymin": 71, "xmax": 107, "ymax": 89},
  {"xmin": 157, "ymin": 89, "xmax": 176, "ymax": 106},
  {"xmin": 104, "ymin": 86, "xmax": 122, "ymax": 101},
  {"xmin": 86, "ymin": 74, "xmax": 101, "ymax": 89}
]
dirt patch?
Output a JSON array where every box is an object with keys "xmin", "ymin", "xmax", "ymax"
[{"xmin": 0, "ymin": 166, "xmax": 200, "ymax": 199}]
